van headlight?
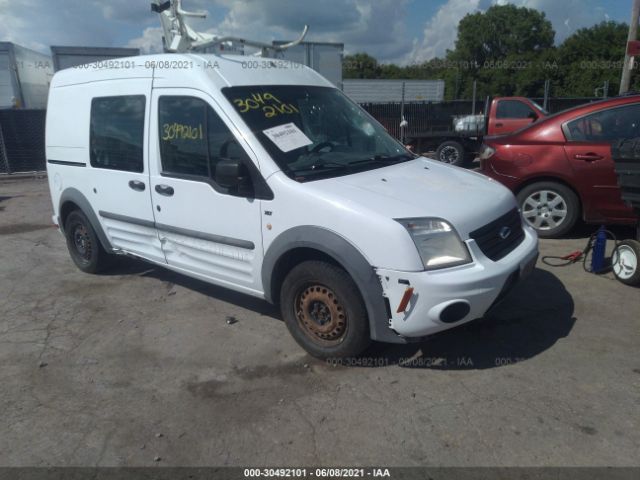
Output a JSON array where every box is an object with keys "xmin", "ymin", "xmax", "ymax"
[{"xmin": 396, "ymin": 218, "xmax": 472, "ymax": 270}]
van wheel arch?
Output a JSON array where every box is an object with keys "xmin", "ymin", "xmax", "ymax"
[
  {"xmin": 269, "ymin": 247, "xmax": 342, "ymax": 306},
  {"xmin": 58, "ymin": 188, "xmax": 113, "ymax": 252},
  {"xmin": 60, "ymin": 200, "xmax": 80, "ymax": 233},
  {"xmin": 262, "ymin": 227, "xmax": 405, "ymax": 344}
]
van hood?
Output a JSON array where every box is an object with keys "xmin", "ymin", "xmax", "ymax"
[{"xmin": 310, "ymin": 157, "xmax": 517, "ymax": 238}]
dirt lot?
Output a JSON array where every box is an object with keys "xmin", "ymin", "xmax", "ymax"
[{"xmin": 0, "ymin": 177, "xmax": 638, "ymax": 467}]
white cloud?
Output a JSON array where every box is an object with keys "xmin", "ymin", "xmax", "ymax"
[
  {"xmin": 89, "ymin": 0, "xmax": 155, "ymax": 24},
  {"xmin": 0, "ymin": 0, "xmax": 624, "ymax": 64},
  {"xmin": 516, "ymin": 0, "xmax": 612, "ymax": 42},
  {"xmin": 404, "ymin": 0, "xmax": 480, "ymax": 65},
  {"xmin": 0, "ymin": 0, "xmax": 157, "ymax": 54},
  {"xmin": 0, "ymin": 0, "xmax": 47, "ymax": 51},
  {"xmin": 127, "ymin": 27, "xmax": 164, "ymax": 54},
  {"xmin": 202, "ymin": 0, "xmax": 413, "ymax": 61},
  {"xmin": 403, "ymin": 0, "xmax": 614, "ymax": 65}
]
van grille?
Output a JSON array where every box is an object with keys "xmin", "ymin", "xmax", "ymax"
[{"xmin": 469, "ymin": 208, "xmax": 525, "ymax": 261}]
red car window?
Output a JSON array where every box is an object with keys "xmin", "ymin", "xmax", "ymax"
[
  {"xmin": 566, "ymin": 103, "xmax": 640, "ymax": 143},
  {"xmin": 496, "ymin": 100, "xmax": 535, "ymax": 119}
]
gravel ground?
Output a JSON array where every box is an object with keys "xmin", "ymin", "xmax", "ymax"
[{"xmin": 0, "ymin": 177, "xmax": 638, "ymax": 467}]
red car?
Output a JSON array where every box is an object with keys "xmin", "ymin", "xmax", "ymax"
[{"xmin": 479, "ymin": 95, "xmax": 639, "ymax": 238}]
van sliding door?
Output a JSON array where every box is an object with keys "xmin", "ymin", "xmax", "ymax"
[{"xmin": 88, "ymin": 82, "xmax": 166, "ymax": 264}]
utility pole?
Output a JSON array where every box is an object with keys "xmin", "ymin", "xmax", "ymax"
[
  {"xmin": 471, "ymin": 80, "xmax": 477, "ymax": 114},
  {"xmin": 619, "ymin": 0, "xmax": 640, "ymax": 95},
  {"xmin": 543, "ymin": 79, "xmax": 551, "ymax": 111}
]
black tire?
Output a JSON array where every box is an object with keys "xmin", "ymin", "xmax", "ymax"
[
  {"xmin": 280, "ymin": 260, "xmax": 370, "ymax": 359},
  {"xmin": 435, "ymin": 141, "xmax": 466, "ymax": 166},
  {"xmin": 612, "ymin": 239, "xmax": 640, "ymax": 286},
  {"xmin": 64, "ymin": 210, "xmax": 112, "ymax": 274},
  {"xmin": 516, "ymin": 182, "xmax": 580, "ymax": 238}
]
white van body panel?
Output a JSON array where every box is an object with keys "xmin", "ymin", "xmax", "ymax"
[
  {"xmin": 262, "ymin": 171, "xmax": 424, "ymax": 272},
  {"xmin": 46, "ymin": 65, "xmax": 166, "ymax": 264},
  {"xmin": 262, "ymin": 158, "xmax": 517, "ymax": 272},
  {"xmin": 46, "ymin": 53, "xmax": 539, "ymax": 346}
]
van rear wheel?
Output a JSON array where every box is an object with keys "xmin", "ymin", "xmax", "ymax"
[
  {"xmin": 64, "ymin": 210, "xmax": 112, "ymax": 274},
  {"xmin": 280, "ymin": 261, "xmax": 370, "ymax": 359}
]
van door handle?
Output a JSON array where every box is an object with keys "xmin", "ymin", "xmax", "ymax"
[
  {"xmin": 155, "ymin": 184, "xmax": 174, "ymax": 197},
  {"xmin": 128, "ymin": 180, "xmax": 146, "ymax": 192},
  {"xmin": 574, "ymin": 153, "xmax": 603, "ymax": 161},
  {"xmin": 495, "ymin": 123, "xmax": 503, "ymax": 127}
]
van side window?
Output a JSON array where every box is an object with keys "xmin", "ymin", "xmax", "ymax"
[
  {"xmin": 90, "ymin": 96, "xmax": 145, "ymax": 172},
  {"xmin": 159, "ymin": 96, "xmax": 250, "ymax": 179}
]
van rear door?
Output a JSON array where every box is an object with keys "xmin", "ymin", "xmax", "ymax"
[{"xmin": 148, "ymin": 88, "xmax": 265, "ymax": 297}]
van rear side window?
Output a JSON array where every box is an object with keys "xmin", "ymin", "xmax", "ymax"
[{"xmin": 90, "ymin": 95, "xmax": 145, "ymax": 173}]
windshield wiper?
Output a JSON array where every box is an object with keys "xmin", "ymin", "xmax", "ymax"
[
  {"xmin": 295, "ymin": 154, "xmax": 413, "ymax": 179},
  {"xmin": 345, "ymin": 154, "xmax": 413, "ymax": 167},
  {"xmin": 301, "ymin": 160, "xmax": 350, "ymax": 171}
]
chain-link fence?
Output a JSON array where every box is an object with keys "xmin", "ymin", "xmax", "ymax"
[
  {"xmin": 361, "ymin": 97, "xmax": 596, "ymax": 140},
  {"xmin": 0, "ymin": 97, "xmax": 609, "ymax": 173},
  {"xmin": 0, "ymin": 122, "xmax": 10, "ymax": 174},
  {"xmin": 0, "ymin": 109, "xmax": 46, "ymax": 174}
]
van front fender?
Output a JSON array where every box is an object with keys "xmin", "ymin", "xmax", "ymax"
[{"xmin": 262, "ymin": 226, "xmax": 405, "ymax": 344}]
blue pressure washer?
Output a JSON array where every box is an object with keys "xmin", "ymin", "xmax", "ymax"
[
  {"xmin": 541, "ymin": 225, "xmax": 618, "ymax": 274},
  {"xmin": 590, "ymin": 226, "xmax": 608, "ymax": 274}
]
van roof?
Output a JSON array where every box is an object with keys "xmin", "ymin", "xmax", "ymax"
[{"xmin": 49, "ymin": 53, "xmax": 333, "ymax": 90}]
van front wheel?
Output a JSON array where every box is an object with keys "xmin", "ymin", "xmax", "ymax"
[
  {"xmin": 64, "ymin": 210, "xmax": 112, "ymax": 274},
  {"xmin": 280, "ymin": 261, "xmax": 370, "ymax": 359}
]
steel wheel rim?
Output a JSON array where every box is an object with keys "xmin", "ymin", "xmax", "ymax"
[
  {"xmin": 522, "ymin": 190, "xmax": 568, "ymax": 230},
  {"xmin": 295, "ymin": 284, "xmax": 347, "ymax": 346},
  {"xmin": 613, "ymin": 245, "xmax": 638, "ymax": 281},
  {"xmin": 439, "ymin": 146, "xmax": 459, "ymax": 164},
  {"xmin": 72, "ymin": 224, "xmax": 92, "ymax": 263}
]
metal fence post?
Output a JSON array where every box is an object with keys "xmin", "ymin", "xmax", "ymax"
[
  {"xmin": 543, "ymin": 79, "xmax": 550, "ymax": 112},
  {"xmin": 471, "ymin": 80, "xmax": 477, "ymax": 115},
  {"xmin": 0, "ymin": 123, "xmax": 11, "ymax": 174},
  {"xmin": 400, "ymin": 81, "xmax": 406, "ymax": 145}
]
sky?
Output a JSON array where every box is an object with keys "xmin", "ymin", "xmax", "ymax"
[{"xmin": 0, "ymin": 0, "xmax": 632, "ymax": 64}]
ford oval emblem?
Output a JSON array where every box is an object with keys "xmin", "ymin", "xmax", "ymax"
[{"xmin": 499, "ymin": 226, "xmax": 512, "ymax": 240}]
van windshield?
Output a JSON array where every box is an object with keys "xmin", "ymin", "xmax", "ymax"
[{"xmin": 222, "ymin": 85, "xmax": 414, "ymax": 181}]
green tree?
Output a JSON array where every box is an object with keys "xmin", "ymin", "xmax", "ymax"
[
  {"xmin": 446, "ymin": 4, "xmax": 556, "ymax": 98},
  {"xmin": 343, "ymin": 53, "xmax": 380, "ymax": 79},
  {"xmin": 341, "ymin": 6, "xmax": 637, "ymax": 100},
  {"xmin": 555, "ymin": 21, "xmax": 638, "ymax": 97},
  {"xmin": 453, "ymin": 4, "xmax": 554, "ymax": 63}
]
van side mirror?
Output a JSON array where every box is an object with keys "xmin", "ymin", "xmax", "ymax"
[
  {"xmin": 527, "ymin": 111, "xmax": 539, "ymax": 121},
  {"xmin": 215, "ymin": 159, "xmax": 253, "ymax": 196}
]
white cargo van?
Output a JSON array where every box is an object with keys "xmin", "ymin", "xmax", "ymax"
[{"xmin": 46, "ymin": 54, "xmax": 538, "ymax": 358}]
